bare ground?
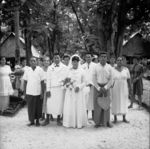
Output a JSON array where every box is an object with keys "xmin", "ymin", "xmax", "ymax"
[{"xmin": 0, "ymin": 102, "xmax": 149, "ymax": 149}]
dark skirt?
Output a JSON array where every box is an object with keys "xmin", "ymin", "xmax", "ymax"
[
  {"xmin": 133, "ymin": 79, "xmax": 143, "ymax": 96},
  {"xmin": 93, "ymin": 87, "xmax": 110, "ymax": 126},
  {"xmin": 26, "ymin": 95, "xmax": 42, "ymax": 123}
]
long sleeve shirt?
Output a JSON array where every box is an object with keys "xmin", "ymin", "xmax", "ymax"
[
  {"xmin": 46, "ymin": 62, "xmax": 68, "ymax": 92},
  {"xmin": 94, "ymin": 63, "xmax": 113, "ymax": 90},
  {"xmin": 82, "ymin": 62, "xmax": 97, "ymax": 86}
]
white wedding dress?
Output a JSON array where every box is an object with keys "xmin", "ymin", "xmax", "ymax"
[{"xmin": 63, "ymin": 68, "xmax": 88, "ymax": 128}]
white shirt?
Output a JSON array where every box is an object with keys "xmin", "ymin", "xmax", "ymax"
[
  {"xmin": 94, "ymin": 63, "xmax": 113, "ymax": 90},
  {"xmin": 22, "ymin": 66, "xmax": 30, "ymax": 72},
  {"xmin": 22, "ymin": 66, "xmax": 30, "ymax": 78},
  {"xmin": 23, "ymin": 66, "xmax": 44, "ymax": 95},
  {"xmin": 41, "ymin": 67, "xmax": 49, "ymax": 84},
  {"xmin": 47, "ymin": 62, "xmax": 68, "ymax": 92},
  {"xmin": 82, "ymin": 62, "xmax": 97, "ymax": 85}
]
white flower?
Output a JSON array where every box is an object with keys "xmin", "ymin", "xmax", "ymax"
[{"xmin": 61, "ymin": 77, "xmax": 76, "ymax": 90}]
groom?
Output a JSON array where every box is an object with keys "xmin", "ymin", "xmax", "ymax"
[
  {"xmin": 93, "ymin": 52, "xmax": 113, "ymax": 128},
  {"xmin": 45, "ymin": 53, "xmax": 68, "ymax": 126}
]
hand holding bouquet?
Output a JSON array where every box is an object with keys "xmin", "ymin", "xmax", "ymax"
[{"xmin": 60, "ymin": 77, "xmax": 76, "ymax": 90}]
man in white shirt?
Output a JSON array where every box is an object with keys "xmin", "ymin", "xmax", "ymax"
[
  {"xmin": 109, "ymin": 55, "xmax": 117, "ymax": 68},
  {"xmin": 41, "ymin": 56, "xmax": 50, "ymax": 121},
  {"xmin": 82, "ymin": 52, "xmax": 97, "ymax": 119},
  {"xmin": 46, "ymin": 53, "xmax": 68, "ymax": 126},
  {"xmin": 62, "ymin": 54, "xmax": 70, "ymax": 66},
  {"xmin": 20, "ymin": 58, "xmax": 30, "ymax": 93},
  {"xmin": 23, "ymin": 57, "xmax": 45, "ymax": 126},
  {"xmin": 93, "ymin": 52, "xmax": 113, "ymax": 128}
]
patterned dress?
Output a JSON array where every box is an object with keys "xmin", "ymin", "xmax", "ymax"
[{"xmin": 131, "ymin": 64, "xmax": 143, "ymax": 95}]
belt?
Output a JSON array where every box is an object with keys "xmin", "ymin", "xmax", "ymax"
[
  {"xmin": 50, "ymin": 85, "xmax": 63, "ymax": 88},
  {"xmin": 97, "ymin": 83, "xmax": 107, "ymax": 87}
]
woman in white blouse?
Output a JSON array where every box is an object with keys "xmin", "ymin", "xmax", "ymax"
[
  {"xmin": 0, "ymin": 56, "xmax": 14, "ymax": 113},
  {"xmin": 111, "ymin": 57, "xmax": 132, "ymax": 123}
]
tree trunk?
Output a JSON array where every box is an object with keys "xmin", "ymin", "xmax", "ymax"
[
  {"xmin": 116, "ymin": 32, "xmax": 124, "ymax": 57},
  {"xmin": 45, "ymin": 33, "xmax": 49, "ymax": 56},
  {"xmin": 14, "ymin": 7, "xmax": 20, "ymax": 64},
  {"xmin": 47, "ymin": 30, "xmax": 52, "ymax": 59},
  {"xmin": 70, "ymin": 1, "xmax": 87, "ymax": 50},
  {"xmin": 0, "ymin": 32, "xmax": 4, "ymax": 44},
  {"xmin": 115, "ymin": 0, "xmax": 127, "ymax": 57},
  {"xmin": 96, "ymin": 14, "xmax": 107, "ymax": 52},
  {"xmin": 51, "ymin": 29, "xmax": 56, "ymax": 56},
  {"xmin": 50, "ymin": 0, "xmax": 58, "ymax": 57},
  {"xmin": 25, "ymin": 29, "xmax": 32, "ymax": 66},
  {"xmin": 70, "ymin": 1, "xmax": 84, "ymax": 34}
]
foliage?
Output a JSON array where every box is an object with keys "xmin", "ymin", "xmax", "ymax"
[{"xmin": 1, "ymin": 0, "xmax": 150, "ymax": 57}]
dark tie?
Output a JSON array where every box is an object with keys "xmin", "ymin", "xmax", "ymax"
[{"xmin": 55, "ymin": 64, "xmax": 59, "ymax": 67}]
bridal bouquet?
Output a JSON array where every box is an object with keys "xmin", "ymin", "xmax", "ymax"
[{"xmin": 60, "ymin": 77, "xmax": 76, "ymax": 90}]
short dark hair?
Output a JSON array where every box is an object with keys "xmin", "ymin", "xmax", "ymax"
[
  {"xmin": 72, "ymin": 56, "xmax": 80, "ymax": 62},
  {"xmin": 0, "ymin": 56, "xmax": 6, "ymax": 61},
  {"xmin": 30, "ymin": 56, "xmax": 37, "ymax": 61},
  {"xmin": 99, "ymin": 51, "xmax": 107, "ymax": 56},
  {"xmin": 117, "ymin": 57, "xmax": 123, "ymax": 61},
  {"xmin": 63, "ymin": 54, "xmax": 70, "ymax": 60},
  {"xmin": 53, "ymin": 52, "xmax": 60, "ymax": 56},
  {"xmin": 122, "ymin": 55, "xmax": 126, "ymax": 58},
  {"xmin": 93, "ymin": 52, "xmax": 99, "ymax": 57},
  {"xmin": 21, "ymin": 58, "xmax": 26, "ymax": 62},
  {"xmin": 133, "ymin": 56, "xmax": 140, "ymax": 61},
  {"xmin": 110, "ymin": 55, "xmax": 116, "ymax": 59},
  {"xmin": 37, "ymin": 57, "xmax": 43, "ymax": 62}
]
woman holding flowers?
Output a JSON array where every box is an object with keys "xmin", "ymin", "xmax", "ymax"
[{"xmin": 63, "ymin": 56, "xmax": 88, "ymax": 128}]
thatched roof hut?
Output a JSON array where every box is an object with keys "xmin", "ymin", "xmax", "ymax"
[
  {"xmin": 122, "ymin": 33, "xmax": 150, "ymax": 58},
  {"xmin": 0, "ymin": 32, "xmax": 40, "ymax": 58},
  {"xmin": 0, "ymin": 33, "xmax": 25, "ymax": 57}
]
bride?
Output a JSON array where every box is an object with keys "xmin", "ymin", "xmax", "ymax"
[{"xmin": 63, "ymin": 55, "xmax": 88, "ymax": 128}]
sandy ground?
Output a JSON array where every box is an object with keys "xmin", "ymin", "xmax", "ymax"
[{"xmin": 0, "ymin": 102, "xmax": 149, "ymax": 149}]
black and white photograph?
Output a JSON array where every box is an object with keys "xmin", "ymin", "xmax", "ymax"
[{"xmin": 0, "ymin": 0, "xmax": 150, "ymax": 149}]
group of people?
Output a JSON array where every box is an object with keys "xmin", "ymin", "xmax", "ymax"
[{"xmin": 0, "ymin": 51, "xmax": 144, "ymax": 129}]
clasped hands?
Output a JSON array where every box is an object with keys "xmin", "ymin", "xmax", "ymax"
[{"xmin": 98, "ymin": 87, "xmax": 108, "ymax": 97}]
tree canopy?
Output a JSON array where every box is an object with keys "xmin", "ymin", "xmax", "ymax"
[{"xmin": 0, "ymin": 0, "xmax": 150, "ymax": 58}]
